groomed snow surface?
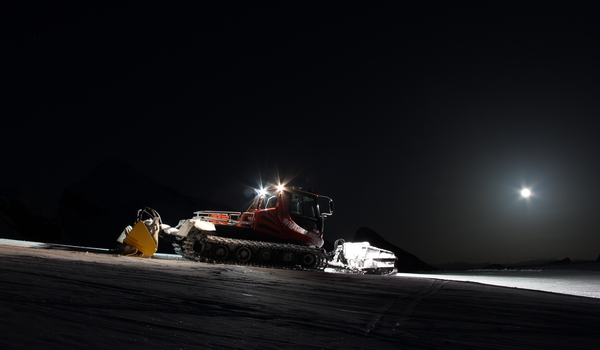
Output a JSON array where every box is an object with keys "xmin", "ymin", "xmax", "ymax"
[
  {"xmin": 400, "ymin": 266, "xmax": 600, "ymax": 300},
  {"xmin": 1, "ymin": 239, "xmax": 599, "ymax": 349}
]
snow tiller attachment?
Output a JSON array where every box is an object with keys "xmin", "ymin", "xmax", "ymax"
[{"xmin": 327, "ymin": 239, "xmax": 397, "ymax": 275}]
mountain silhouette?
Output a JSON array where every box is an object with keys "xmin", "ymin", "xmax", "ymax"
[{"xmin": 354, "ymin": 227, "xmax": 438, "ymax": 272}]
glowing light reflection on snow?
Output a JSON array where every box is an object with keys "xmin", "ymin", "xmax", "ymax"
[{"xmin": 397, "ymin": 269, "xmax": 600, "ymax": 299}]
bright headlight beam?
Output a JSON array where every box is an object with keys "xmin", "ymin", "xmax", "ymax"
[{"xmin": 521, "ymin": 188, "xmax": 531, "ymax": 198}]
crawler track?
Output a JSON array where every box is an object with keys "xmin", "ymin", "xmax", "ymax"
[{"xmin": 176, "ymin": 230, "xmax": 328, "ymax": 272}]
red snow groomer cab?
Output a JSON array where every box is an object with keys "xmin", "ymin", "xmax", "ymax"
[{"xmin": 235, "ymin": 186, "xmax": 333, "ymax": 248}]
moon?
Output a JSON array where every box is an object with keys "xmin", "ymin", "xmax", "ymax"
[{"xmin": 521, "ymin": 188, "xmax": 531, "ymax": 198}]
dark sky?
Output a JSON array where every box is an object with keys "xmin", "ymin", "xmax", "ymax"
[{"xmin": 4, "ymin": 1, "xmax": 600, "ymax": 264}]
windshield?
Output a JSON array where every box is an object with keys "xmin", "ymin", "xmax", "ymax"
[
  {"xmin": 289, "ymin": 193, "xmax": 318, "ymax": 219},
  {"xmin": 259, "ymin": 194, "xmax": 278, "ymax": 209}
]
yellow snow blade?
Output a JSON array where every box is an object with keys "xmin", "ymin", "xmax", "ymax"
[{"xmin": 124, "ymin": 221, "xmax": 158, "ymax": 256}]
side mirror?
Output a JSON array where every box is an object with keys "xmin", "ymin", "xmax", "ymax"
[{"xmin": 319, "ymin": 196, "xmax": 334, "ymax": 217}]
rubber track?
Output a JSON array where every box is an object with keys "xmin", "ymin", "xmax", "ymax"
[{"xmin": 177, "ymin": 230, "xmax": 328, "ymax": 272}]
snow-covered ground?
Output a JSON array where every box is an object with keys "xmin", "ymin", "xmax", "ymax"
[
  {"xmin": 398, "ymin": 264, "xmax": 600, "ymax": 299},
  {"xmin": 1, "ymin": 238, "xmax": 599, "ymax": 349}
]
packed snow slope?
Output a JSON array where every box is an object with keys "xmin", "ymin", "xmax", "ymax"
[
  {"xmin": 402, "ymin": 262, "xmax": 600, "ymax": 299},
  {"xmin": 1, "ymin": 240, "xmax": 599, "ymax": 349}
]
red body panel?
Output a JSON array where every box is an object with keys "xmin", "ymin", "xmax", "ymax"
[
  {"xmin": 205, "ymin": 188, "xmax": 328, "ymax": 248},
  {"xmin": 250, "ymin": 190, "xmax": 325, "ymax": 248}
]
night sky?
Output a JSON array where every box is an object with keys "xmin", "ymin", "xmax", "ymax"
[{"xmin": 4, "ymin": 1, "xmax": 600, "ymax": 264}]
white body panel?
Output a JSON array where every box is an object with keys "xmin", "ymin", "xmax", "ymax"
[{"xmin": 162, "ymin": 219, "xmax": 216, "ymax": 238}]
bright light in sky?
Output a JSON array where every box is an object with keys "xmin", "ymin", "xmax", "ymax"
[{"xmin": 520, "ymin": 188, "xmax": 531, "ymax": 198}]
